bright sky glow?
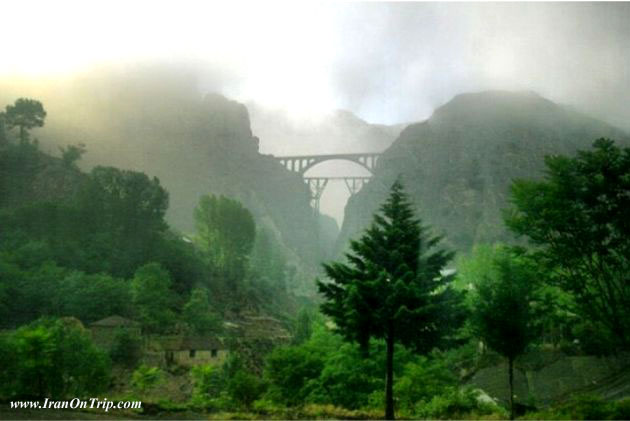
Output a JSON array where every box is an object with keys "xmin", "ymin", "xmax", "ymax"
[
  {"xmin": 1, "ymin": 1, "xmax": 629, "ymax": 127},
  {"xmin": 1, "ymin": 0, "xmax": 340, "ymax": 119}
]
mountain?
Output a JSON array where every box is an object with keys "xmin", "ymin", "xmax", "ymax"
[
  {"xmin": 0, "ymin": 70, "xmax": 327, "ymax": 289},
  {"xmin": 338, "ymin": 90, "xmax": 630, "ymax": 254}
]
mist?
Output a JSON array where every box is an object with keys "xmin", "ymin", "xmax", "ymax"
[
  {"xmin": 2, "ymin": 1, "xmax": 629, "ymax": 223},
  {"xmin": 3, "ymin": 3, "xmax": 630, "ymax": 414}
]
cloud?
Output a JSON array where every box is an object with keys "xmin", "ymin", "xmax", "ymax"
[
  {"xmin": 2, "ymin": 2, "xmax": 629, "ymax": 128},
  {"xmin": 329, "ymin": 3, "xmax": 630, "ymax": 128}
]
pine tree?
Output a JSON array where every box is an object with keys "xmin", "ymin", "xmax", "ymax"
[{"xmin": 317, "ymin": 179, "xmax": 464, "ymax": 420}]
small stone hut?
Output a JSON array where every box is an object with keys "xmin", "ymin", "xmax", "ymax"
[
  {"xmin": 160, "ymin": 335, "xmax": 227, "ymax": 367},
  {"xmin": 90, "ymin": 315, "xmax": 141, "ymax": 350}
]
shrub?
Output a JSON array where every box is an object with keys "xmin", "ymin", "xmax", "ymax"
[
  {"xmin": 227, "ymin": 369, "xmax": 266, "ymax": 409},
  {"xmin": 131, "ymin": 364, "xmax": 163, "ymax": 395},
  {"xmin": 1, "ymin": 318, "xmax": 110, "ymax": 399},
  {"xmin": 191, "ymin": 363, "xmax": 223, "ymax": 406},
  {"xmin": 394, "ymin": 356, "xmax": 458, "ymax": 413},
  {"xmin": 415, "ymin": 387, "xmax": 504, "ymax": 419},
  {"xmin": 523, "ymin": 395, "xmax": 630, "ymax": 420}
]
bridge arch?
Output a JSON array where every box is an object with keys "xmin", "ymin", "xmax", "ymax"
[
  {"xmin": 274, "ymin": 152, "xmax": 383, "ymax": 215},
  {"xmin": 276, "ymin": 152, "xmax": 381, "ymax": 175}
]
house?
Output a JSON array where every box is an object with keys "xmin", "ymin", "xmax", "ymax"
[
  {"xmin": 159, "ymin": 335, "xmax": 227, "ymax": 367},
  {"xmin": 89, "ymin": 315, "xmax": 141, "ymax": 350}
]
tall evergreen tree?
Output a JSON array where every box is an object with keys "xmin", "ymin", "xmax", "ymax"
[{"xmin": 317, "ymin": 179, "xmax": 464, "ymax": 420}]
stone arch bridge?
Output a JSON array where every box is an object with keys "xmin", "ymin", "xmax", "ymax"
[{"xmin": 274, "ymin": 153, "xmax": 382, "ymax": 212}]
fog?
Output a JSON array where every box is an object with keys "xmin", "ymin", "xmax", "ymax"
[{"xmin": 2, "ymin": 1, "xmax": 629, "ymax": 222}]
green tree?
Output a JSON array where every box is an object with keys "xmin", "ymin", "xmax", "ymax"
[
  {"xmin": 182, "ymin": 288, "xmax": 221, "ymax": 334},
  {"xmin": 191, "ymin": 363, "xmax": 223, "ymax": 404},
  {"xmin": 505, "ymin": 138, "xmax": 630, "ymax": 350},
  {"xmin": 58, "ymin": 143, "xmax": 86, "ymax": 168},
  {"xmin": 131, "ymin": 263, "xmax": 176, "ymax": 333},
  {"xmin": 227, "ymin": 369, "xmax": 266, "ymax": 409},
  {"xmin": 264, "ymin": 345, "xmax": 324, "ymax": 406},
  {"xmin": 317, "ymin": 180, "xmax": 464, "ymax": 419},
  {"xmin": 2, "ymin": 318, "xmax": 110, "ymax": 399},
  {"xmin": 77, "ymin": 166, "xmax": 169, "ymax": 277},
  {"xmin": 194, "ymin": 195, "xmax": 256, "ymax": 284},
  {"xmin": 470, "ymin": 248, "xmax": 537, "ymax": 420},
  {"xmin": 4, "ymin": 98, "xmax": 46, "ymax": 145},
  {"xmin": 311, "ymin": 341, "xmax": 388, "ymax": 409},
  {"xmin": 57, "ymin": 271, "xmax": 132, "ymax": 324},
  {"xmin": 393, "ymin": 356, "xmax": 457, "ymax": 414}
]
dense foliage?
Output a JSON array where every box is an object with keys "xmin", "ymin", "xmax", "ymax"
[
  {"xmin": 4, "ymin": 98, "xmax": 46, "ymax": 144},
  {"xmin": 506, "ymin": 138, "xmax": 630, "ymax": 351},
  {"xmin": 468, "ymin": 246, "xmax": 539, "ymax": 419},
  {"xmin": 318, "ymin": 179, "xmax": 465, "ymax": 419},
  {"xmin": 0, "ymin": 318, "xmax": 110, "ymax": 399},
  {"xmin": 194, "ymin": 194, "xmax": 256, "ymax": 285},
  {"xmin": 2, "ymin": 97, "xmax": 628, "ymax": 419}
]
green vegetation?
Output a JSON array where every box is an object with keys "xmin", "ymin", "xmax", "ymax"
[
  {"xmin": 131, "ymin": 365, "xmax": 164, "ymax": 395},
  {"xmin": 194, "ymin": 194, "xmax": 256, "ymax": 285},
  {"xmin": 59, "ymin": 143, "xmax": 87, "ymax": 168},
  {"xmin": 183, "ymin": 288, "xmax": 222, "ymax": 335},
  {"xmin": 4, "ymin": 98, "xmax": 46, "ymax": 144},
  {"xmin": 522, "ymin": 395, "xmax": 630, "ymax": 420},
  {"xmin": 109, "ymin": 328, "xmax": 143, "ymax": 367},
  {"xmin": 318, "ymin": 179, "xmax": 465, "ymax": 419},
  {"xmin": 506, "ymin": 138, "xmax": 630, "ymax": 352},
  {"xmin": 469, "ymin": 247, "xmax": 538, "ymax": 419},
  {"xmin": 131, "ymin": 263, "xmax": 177, "ymax": 333},
  {"xmin": 1, "ymin": 97, "xmax": 629, "ymax": 419},
  {"xmin": 0, "ymin": 318, "xmax": 110, "ymax": 399}
]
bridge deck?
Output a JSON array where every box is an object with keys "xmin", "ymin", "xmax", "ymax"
[{"xmin": 275, "ymin": 152, "xmax": 381, "ymax": 159}]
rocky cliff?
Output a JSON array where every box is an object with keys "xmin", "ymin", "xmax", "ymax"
[{"xmin": 338, "ymin": 91, "xmax": 630, "ymax": 254}]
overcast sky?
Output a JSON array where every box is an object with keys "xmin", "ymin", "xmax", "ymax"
[{"xmin": 2, "ymin": 1, "xmax": 629, "ymax": 128}]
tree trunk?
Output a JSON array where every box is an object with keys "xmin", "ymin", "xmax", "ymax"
[
  {"xmin": 509, "ymin": 356, "xmax": 515, "ymax": 420},
  {"xmin": 385, "ymin": 330, "xmax": 395, "ymax": 420}
]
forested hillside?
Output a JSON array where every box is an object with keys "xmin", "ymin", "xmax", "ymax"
[{"xmin": 0, "ymin": 71, "xmax": 334, "ymax": 292}]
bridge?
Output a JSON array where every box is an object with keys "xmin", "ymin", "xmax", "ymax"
[
  {"xmin": 277, "ymin": 153, "xmax": 381, "ymax": 175},
  {"xmin": 304, "ymin": 177, "xmax": 372, "ymax": 212},
  {"xmin": 274, "ymin": 153, "xmax": 382, "ymax": 212}
]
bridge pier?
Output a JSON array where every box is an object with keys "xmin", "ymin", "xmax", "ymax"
[
  {"xmin": 304, "ymin": 176, "xmax": 372, "ymax": 214},
  {"xmin": 305, "ymin": 178, "xmax": 329, "ymax": 213},
  {"xmin": 276, "ymin": 152, "xmax": 381, "ymax": 214}
]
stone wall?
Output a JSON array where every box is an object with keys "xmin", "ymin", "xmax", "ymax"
[
  {"xmin": 172, "ymin": 349, "xmax": 228, "ymax": 367},
  {"xmin": 468, "ymin": 350, "xmax": 630, "ymax": 406}
]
